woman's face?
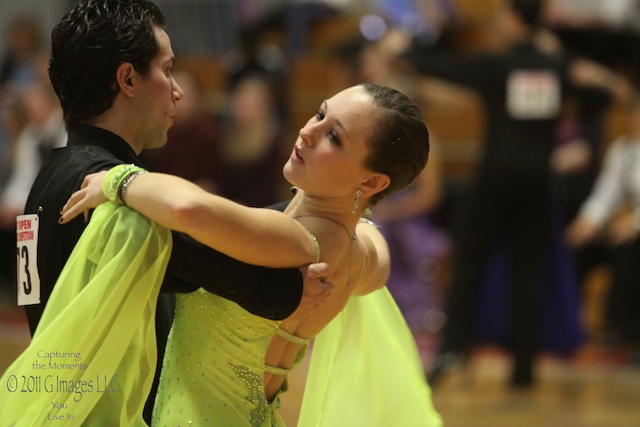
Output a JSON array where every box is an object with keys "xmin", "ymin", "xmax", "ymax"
[{"xmin": 283, "ymin": 85, "xmax": 377, "ymax": 199}]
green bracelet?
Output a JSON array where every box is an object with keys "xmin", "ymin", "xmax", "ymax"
[{"xmin": 103, "ymin": 164, "xmax": 146, "ymax": 204}]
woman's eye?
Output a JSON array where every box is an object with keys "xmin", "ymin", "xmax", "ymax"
[
  {"xmin": 329, "ymin": 130, "xmax": 341, "ymax": 146},
  {"xmin": 315, "ymin": 109, "xmax": 340, "ymax": 145}
]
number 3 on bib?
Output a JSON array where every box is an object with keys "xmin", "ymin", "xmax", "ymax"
[{"xmin": 16, "ymin": 214, "xmax": 41, "ymax": 306}]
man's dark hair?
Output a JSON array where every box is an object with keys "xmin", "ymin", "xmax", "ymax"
[{"xmin": 49, "ymin": 0, "xmax": 166, "ymax": 126}]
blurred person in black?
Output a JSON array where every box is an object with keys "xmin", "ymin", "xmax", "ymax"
[{"xmin": 398, "ymin": 0, "xmax": 631, "ymax": 387}]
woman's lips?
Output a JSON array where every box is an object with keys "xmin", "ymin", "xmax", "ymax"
[{"xmin": 292, "ymin": 146, "xmax": 304, "ymax": 164}]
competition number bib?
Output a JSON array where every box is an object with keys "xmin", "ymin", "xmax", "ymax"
[{"xmin": 16, "ymin": 214, "xmax": 41, "ymax": 305}]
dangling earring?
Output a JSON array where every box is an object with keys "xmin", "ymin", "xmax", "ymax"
[{"xmin": 352, "ymin": 189, "xmax": 363, "ymax": 214}]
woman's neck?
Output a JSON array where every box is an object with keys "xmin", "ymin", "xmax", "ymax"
[{"xmin": 285, "ymin": 190, "xmax": 360, "ymax": 238}]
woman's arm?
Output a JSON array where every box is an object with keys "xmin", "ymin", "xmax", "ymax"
[
  {"xmin": 351, "ymin": 220, "xmax": 390, "ymax": 297},
  {"xmin": 61, "ymin": 168, "xmax": 318, "ymax": 268}
]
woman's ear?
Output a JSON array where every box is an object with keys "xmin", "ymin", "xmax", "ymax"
[
  {"xmin": 359, "ymin": 172, "xmax": 390, "ymax": 198},
  {"xmin": 115, "ymin": 63, "xmax": 136, "ymax": 97}
]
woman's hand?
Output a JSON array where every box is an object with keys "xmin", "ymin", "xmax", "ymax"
[{"xmin": 59, "ymin": 170, "xmax": 109, "ymax": 223}]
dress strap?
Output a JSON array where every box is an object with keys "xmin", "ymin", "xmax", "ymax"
[
  {"xmin": 310, "ymin": 232, "xmax": 320, "ymax": 263},
  {"xmin": 265, "ymin": 328, "xmax": 312, "ymax": 377},
  {"xmin": 264, "ymin": 365, "xmax": 292, "ymax": 376},
  {"xmin": 275, "ymin": 327, "xmax": 312, "ymax": 346}
]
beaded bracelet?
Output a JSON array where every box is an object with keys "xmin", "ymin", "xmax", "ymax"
[
  {"xmin": 118, "ymin": 170, "xmax": 146, "ymax": 206},
  {"xmin": 102, "ymin": 164, "xmax": 147, "ymax": 205}
]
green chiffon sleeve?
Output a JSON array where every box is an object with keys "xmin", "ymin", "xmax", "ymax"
[
  {"xmin": 298, "ymin": 287, "xmax": 443, "ymax": 427},
  {"xmin": 0, "ymin": 203, "xmax": 172, "ymax": 426}
]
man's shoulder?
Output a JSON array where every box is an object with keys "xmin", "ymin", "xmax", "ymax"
[
  {"xmin": 56, "ymin": 143, "xmax": 118, "ymax": 163},
  {"xmin": 25, "ymin": 145, "xmax": 122, "ymax": 213},
  {"xmin": 41, "ymin": 144, "xmax": 121, "ymax": 176}
]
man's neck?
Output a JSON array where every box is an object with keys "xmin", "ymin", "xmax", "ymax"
[{"xmin": 86, "ymin": 116, "xmax": 142, "ymax": 155}]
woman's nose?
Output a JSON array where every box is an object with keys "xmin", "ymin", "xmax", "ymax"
[
  {"xmin": 299, "ymin": 126, "xmax": 315, "ymax": 148},
  {"xmin": 299, "ymin": 120, "xmax": 321, "ymax": 147}
]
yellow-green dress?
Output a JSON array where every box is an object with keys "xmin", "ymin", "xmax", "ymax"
[
  {"xmin": 152, "ymin": 289, "xmax": 309, "ymax": 426},
  {"xmin": 152, "ymin": 285, "xmax": 442, "ymax": 426},
  {"xmin": 299, "ymin": 287, "xmax": 443, "ymax": 427}
]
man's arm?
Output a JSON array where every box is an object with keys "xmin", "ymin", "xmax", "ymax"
[
  {"xmin": 163, "ymin": 199, "xmax": 332, "ymax": 321},
  {"xmin": 163, "ymin": 232, "xmax": 304, "ymax": 320}
]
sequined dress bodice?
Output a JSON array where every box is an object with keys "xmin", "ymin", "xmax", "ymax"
[{"xmin": 152, "ymin": 289, "xmax": 307, "ymax": 426}]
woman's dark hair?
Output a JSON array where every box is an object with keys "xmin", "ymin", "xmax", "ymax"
[
  {"xmin": 360, "ymin": 83, "xmax": 430, "ymax": 205},
  {"xmin": 48, "ymin": 0, "xmax": 166, "ymax": 126}
]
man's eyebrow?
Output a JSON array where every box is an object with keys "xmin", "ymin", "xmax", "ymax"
[{"xmin": 323, "ymin": 100, "xmax": 350, "ymax": 136}]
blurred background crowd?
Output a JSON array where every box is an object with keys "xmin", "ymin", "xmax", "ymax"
[{"xmin": 3, "ymin": 0, "xmax": 640, "ymax": 424}]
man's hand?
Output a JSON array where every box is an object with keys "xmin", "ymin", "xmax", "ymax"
[{"xmin": 288, "ymin": 262, "xmax": 333, "ymax": 321}]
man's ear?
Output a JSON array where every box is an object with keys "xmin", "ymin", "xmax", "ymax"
[
  {"xmin": 359, "ymin": 172, "xmax": 390, "ymax": 198},
  {"xmin": 115, "ymin": 63, "xmax": 136, "ymax": 97}
]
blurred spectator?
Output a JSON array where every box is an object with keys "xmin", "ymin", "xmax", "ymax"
[
  {"xmin": 550, "ymin": 87, "xmax": 615, "ymax": 288},
  {"xmin": 0, "ymin": 15, "xmax": 44, "ymax": 91},
  {"xmin": 0, "ymin": 90, "xmax": 28, "ymax": 195},
  {"xmin": 0, "ymin": 87, "xmax": 27, "ymax": 296},
  {"xmin": 238, "ymin": 1, "xmax": 341, "ymax": 58},
  {"xmin": 143, "ymin": 64, "xmax": 289, "ymax": 208},
  {"xmin": 533, "ymin": 26, "xmax": 618, "ymax": 294},
  {"xmin": 141, "ymin": 69, "xmax": 223, "ymax": 193},
  {"xmin": 531, "ymin": 12, "xmax": 621, "ymax": 295},
  {"xmin": 566, "ymin": 95, "xmax": 640, "ymax": 349},
  {"xmin": 215, "ymin": 64, "xmax": 291, "ymax": 206},
  {"xmin": 0, "ymin": 78, "xmax": 65, "ymax": 293},
  {"xmin": 0, "ymin": 15, "xmax": 46, "ymax": 190},
  {"xmin": 0, "ymin": 79, "xmax": 66, "ymax": 225}
]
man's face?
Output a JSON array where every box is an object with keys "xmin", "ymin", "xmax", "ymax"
[{"xmin": 134, "ymin": 27, "xmax": 183, "ymax": 150}]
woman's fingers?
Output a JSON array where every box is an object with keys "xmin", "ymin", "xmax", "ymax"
[
  {"xmin": 59, "ymin": 189, "xmax": 88, "ymax": 223},
  {"xmin": 59, "ymin": 171, "xmax": 111, "ymax": 224}
]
